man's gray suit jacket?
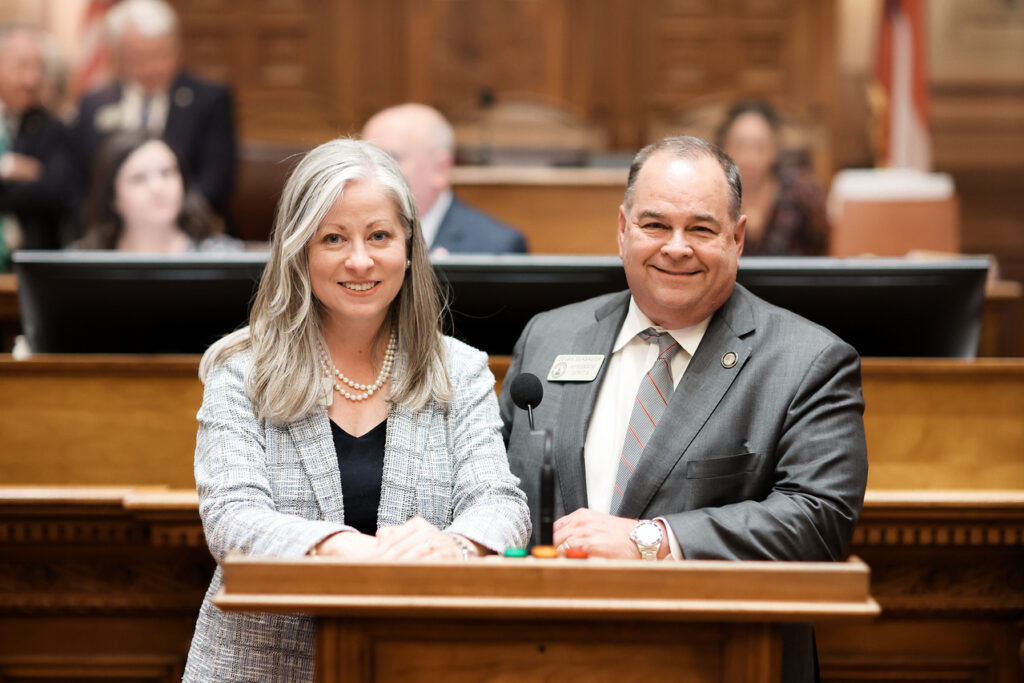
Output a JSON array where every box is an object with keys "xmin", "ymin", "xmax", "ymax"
[{"xmin": 498, "ymin": 283, "xmax": 868, "ymax": 683}]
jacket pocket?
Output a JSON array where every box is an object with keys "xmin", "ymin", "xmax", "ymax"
[{"xmin": 685, "ymin": 452, "xmax": 757, "ymax": 479}]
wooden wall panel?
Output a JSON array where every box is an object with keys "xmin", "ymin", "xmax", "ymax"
[
  {"xmin": 168, "ymin": 0, "xmax": 838, "ymax": 162},
  {"xmin": 164, "ymin": 0, "xmax": 1017, "ymax": 349},
  {"xmin": 405, "ymin": 0, "xmax": 570, "ymax": 110}
]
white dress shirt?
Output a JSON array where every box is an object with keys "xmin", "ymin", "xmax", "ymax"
[
  {"xmin": 121, "ymin": 82, "xmax": 169, "ymax": 133},
  {"xmin": 583, "ymin": 296, "xmax": 709, "ymax": 557},
  {"xmin": 420, "ymin": 188, "xmax": 452, "ymax": 250}
]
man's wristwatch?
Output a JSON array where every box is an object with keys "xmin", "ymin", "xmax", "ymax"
[{"xmin": 630, "ymin": 519, "xmax": 663, "ymax": 561}]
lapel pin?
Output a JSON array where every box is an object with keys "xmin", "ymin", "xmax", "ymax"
[
  {"xmin": 174, "ymin": 86, "xmax": 194, "ymax": 108},
  {"xmin": 721, "ymin": 351, "xmax": 738, "ymax": 368}
]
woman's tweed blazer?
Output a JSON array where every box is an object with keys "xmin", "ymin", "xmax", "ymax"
[{"xmin": 183, "ymin": 336, "xmax": 531, "ymax": 682}]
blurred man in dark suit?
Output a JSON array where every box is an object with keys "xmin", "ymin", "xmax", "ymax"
[
  {"xmin": 363, "ymin": 103, "xmax": 527, "ymax": 255},
  {"xmin": 0, "ymin": 24, "xmax": 73, "ymax": 263},
  {"xmin": 73, "ymin": 0, "xmax": 236, "ymax": 217}
]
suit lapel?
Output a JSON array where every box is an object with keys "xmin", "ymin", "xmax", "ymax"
[
  {"xmin": 432, "ymin": 198, "xmax": 467, "ymax": 251},
  {"xmin": 617, "ymin": 286, "xmax": 756, "ymax": 518},
  {"xmin": 553, "ymin": 292, "xmax": 629, "ymax": 514},
  {"xmin": 162, "ymin": 73, "xmax": 189, "ymax": 147},
  {"xmin": 286, "ymin": 409, "xmax": 346, "ymax": 523}
]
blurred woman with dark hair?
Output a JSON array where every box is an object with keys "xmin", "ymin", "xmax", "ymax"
[
  {"xmin": 716, "ymin": 100, "xmax": 829, "ymax": 256},
  {"xmin": 74, "ymin": 129, "xmax": 241, "ymax": 252}
]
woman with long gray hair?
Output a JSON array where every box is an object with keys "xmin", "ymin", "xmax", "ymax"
[{"xmin": 184, "ymin": 138, "xmax": 530, "ymax": 682}]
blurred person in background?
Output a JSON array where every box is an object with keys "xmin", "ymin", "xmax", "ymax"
[
  {"xmin": 72, "ymin": 0, "xmax": 236, "ymax": 218},
  {"xmin": 716, "ymin": 100, "xmax": 829, "ymax": 256},
  {"xmin": 0, "ymin": 23, "xmax": 73, "ymax": 266},
  {"xmin": 74, "ymin": 129, "xmax": 240, "ymax": 252},
  {"xmin": 362, "ymin": 103, "xmax": 527, "ymax": 256}
]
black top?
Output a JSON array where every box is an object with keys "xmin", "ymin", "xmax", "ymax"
[{"xmin": 329, "ymin": 418, "xmax": 386, "ymax": 536}]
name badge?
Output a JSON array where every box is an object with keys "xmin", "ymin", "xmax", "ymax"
[{"xmin": 547, "ymin": 354, "xmax": 605, "ymax": 382}]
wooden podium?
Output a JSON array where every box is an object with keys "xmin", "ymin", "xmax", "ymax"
[{"xmin": 215, "ymin": 555, "xmax": 878, "ymax": 683}]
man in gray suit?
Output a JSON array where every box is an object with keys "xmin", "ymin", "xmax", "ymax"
[{"xmin": 499, "ymin": 136, "xmax": 868, "ymax": 682}]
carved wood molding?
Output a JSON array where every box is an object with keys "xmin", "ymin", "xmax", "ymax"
[
  {"xmin": 853, "ymin": 524, "xmax": 1024, "ymax": 548},
  {"xmin": 0, "ymin": 519, "xmax": 147, "ymax": 545},
  {"xmin": 0, "ymin": 517, "xmax": 205, "ymax": 549},
  {"xmin": 0, "ymin": 553, "xmax": 212, "ymax": 615},
  {"xmin": 0, "ymin": 654, "xmax": 182, "ymax": 683},
  {"xmin": 864, "ymin": 560, "xmax": 1024, "ymax": 616},
  {"xmin": 854, "ymin": 492, "xmax": 1024, "ymax": 548},
  {"xmin": 821, "ymin": 655, "xmax": 994, "ymax": 682}
]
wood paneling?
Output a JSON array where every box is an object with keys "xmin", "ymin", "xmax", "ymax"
[
  {"xmin": 167, "ymin": 0, "xmax": 837, "ymax": 160},
  {"xmin": 0, "ymin": 489, "xmax": 212, "ymax": 683},
  {"xmin": 221, "ymin": 556, "xmax": 872, "ymax": 682},
  {"xmin": 0, "ymin": 355, "xmax": 1022, "ymax": 680},
  {"xmin": 860, "ymin": 360, "xmax": 1024, "ymax": 490},
  {"xmin": 164, "ymin": 1, "xmax": 1019, "ymax": 344},
  {"xmin": 0, "ymin": 357, "xmax": 201, "ymax": 488},
  {"xmin": 3, "ymin": 357, "xmax": 1024, "ymax": 489},
  {"xmin": 3, "ymin": 488, "xmax": 1020, "ymax": 682},
  {"xmin": 452, "ymin": 167, "xmax": 625, "ymax": 255}
]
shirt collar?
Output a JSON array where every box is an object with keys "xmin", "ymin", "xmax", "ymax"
[
  {"xmin": 419, "ymin": 188, "xmax": 453, "ymax": 248},
  {"xmin": 613, "ymin": 296, "xmax": 711, "ymax": 358},
  {"xmin": 124, "ymin": 80, "xmax": 168, "ymax": 98}
]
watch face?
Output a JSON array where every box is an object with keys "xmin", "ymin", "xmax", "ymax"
[{"xmin": 632, "ymin": 522, "xmax": 662, "ymax": 546}]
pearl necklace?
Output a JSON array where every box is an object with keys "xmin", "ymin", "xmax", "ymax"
[{"xmin": 318, "ymin": 332, "xmax": 397, "ymax": 402}]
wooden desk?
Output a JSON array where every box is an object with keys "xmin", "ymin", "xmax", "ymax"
[
  {"xmin": 452, "ymin": 166, "xmax": 625, "ymax": 255},
  {"xmin": 2, "ymin": 356, "xmax": 1024, "ymax": 490},
  {"xmin": 1, "ymin": 356, "xmax": 1023, "ymax": 679},
  {"xmin": 981, "ymin": 278, "xmax": 1023, "ymax": 357},
  {"xmin": 215, "ymin": 555, "xmax": 877, "ymax": 683},
  {"xmin": 0, "ymin": 355, "xmax": 202, "ymax": 487},
  {"xmin": 0, "ymin": 274, "xmax": 17, "ymax": 353},
  {"xmin": 1, "ymin": 487, "xmax": 1020, "ymax": 681}
]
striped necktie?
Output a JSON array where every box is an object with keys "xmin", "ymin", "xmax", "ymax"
[
  {"xmin": 612, "ymin": 328, "xmax": 681, "ymax": 514},
  {"xmin": 140, "ymin": 95, "xmax": 153, "ymax": 129}
]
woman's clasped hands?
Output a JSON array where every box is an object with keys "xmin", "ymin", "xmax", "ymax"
[{"xmin": 311, "ymin": 516, "xmax": 478, "ymax": 561}]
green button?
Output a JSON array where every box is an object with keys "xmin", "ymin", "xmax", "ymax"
[{"xmin": 503, "ymin": 547, "xmax": 528, "ymax": 557}]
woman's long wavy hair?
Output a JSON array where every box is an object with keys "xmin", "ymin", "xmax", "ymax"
[
  {"xmin": 77, "ymin": 129, "xmax": 221, "ymax": 249},
  {"xmin": 200, "ymin": 138, "xmax": 450, "ymax": 424}
]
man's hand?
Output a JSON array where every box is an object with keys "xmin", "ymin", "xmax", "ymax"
[
  {"xmin": 0, "ymin": 153, "xmax": 42, "ymax": 182},
  {"xmin": 553, "ymin": 508, "xmax": 644, "ymax": 559}
]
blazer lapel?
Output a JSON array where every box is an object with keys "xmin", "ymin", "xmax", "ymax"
[
  {"xmin": 286, "ymin": 409, "xmax": 346, "ymax": 523},
  {"xmin": 432, "ymin": 198, "xmax": 468, "ymax": 251},
  {"xmin": 162, "ymin": 73, "xmax": 189, "ymax": 147},
  {"xmin": 553, "ymin": 292, "xmax": 630, "ymax": 514},
  {"xmin": 617, "ymin": 285, "xmax": 757, "ymax": 518}
]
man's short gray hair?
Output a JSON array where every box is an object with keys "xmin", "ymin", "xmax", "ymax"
[
  {"xmin": 0, "ymin": 22, "xmax": 38, "ymax": 57},
  {"xmin": 107, "ymin": 0, "xmax": 178, "ymax": 41},
  {"xmin": 623, "ymin": 135, "xmax": 743, "ymax": 222}
]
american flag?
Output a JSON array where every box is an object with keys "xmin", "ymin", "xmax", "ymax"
[
  {"xmin": 71, "ymin": 0, "xmax": 118, "ymax": 98},
  {"xmin": 871, "ymin": 0, "xmax": 932, "ymax": 171}
]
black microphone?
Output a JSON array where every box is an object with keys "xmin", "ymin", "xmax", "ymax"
[
  {"xmin": 509, "ymin": 373, "xmax": 554, "ymax": 546},
  {"xmin": 509, "ymin": 372, "xmax": 543, "ymax": 430}
]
